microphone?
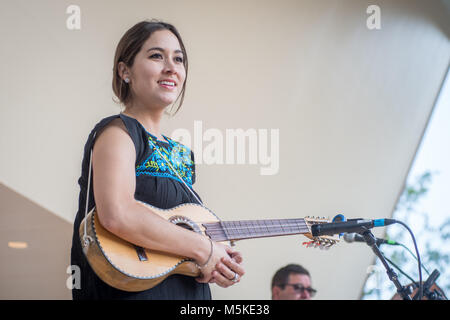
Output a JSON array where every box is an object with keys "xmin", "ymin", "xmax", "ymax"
[
  {"xmin": 343, "ymin": 232, "xmax": 399, "ymax": 246},
  {"xmin": 311, "ymin": 218, "xmax": 396, "ymax": 237}
]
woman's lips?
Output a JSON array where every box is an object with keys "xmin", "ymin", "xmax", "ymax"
[{"xmin": 159, "ymin": 82, "xmax": 176, "ymax": 90}]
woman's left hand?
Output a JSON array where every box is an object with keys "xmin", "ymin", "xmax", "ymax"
[{"xmin": 209, "ymin": 245, "xmax": 245, "ymax": 288}]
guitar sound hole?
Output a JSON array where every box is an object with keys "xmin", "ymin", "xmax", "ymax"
[{"xmin": 177, "ymin": 222, "xmax": 194, "ymax": 231}]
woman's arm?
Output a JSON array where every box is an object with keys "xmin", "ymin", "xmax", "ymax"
[
  {"xmin": 91, "ymin": 119, "xmax": 244, "ymax": 285},
  {"xmin": 92, "ymin": 119, "xmax": 210, "ymax": 263}
]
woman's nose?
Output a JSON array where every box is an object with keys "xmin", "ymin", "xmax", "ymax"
[{"xmin": 163, "ymin": 58, "xmax": 177, "ymax": 73}]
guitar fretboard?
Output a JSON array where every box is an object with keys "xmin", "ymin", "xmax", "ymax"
[{"xmin": 202, "ymin": 219, "xmax": 310, "ymax": 242}]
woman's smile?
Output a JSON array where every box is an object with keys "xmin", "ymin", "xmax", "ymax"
[{"xmin": 158, "ymin": 80, "xmax": 177, "ymax": 90}]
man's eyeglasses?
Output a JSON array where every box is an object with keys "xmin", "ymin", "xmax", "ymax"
[{"xmin": 282, "ymin": 283, "xmax": 317, "ymax": 297}]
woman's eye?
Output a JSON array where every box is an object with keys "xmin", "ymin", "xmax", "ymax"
[{"xmin": 149, "ymin": 53, "xmax": 183, "ymax": 63}]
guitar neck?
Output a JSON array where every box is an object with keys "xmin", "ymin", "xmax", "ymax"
[{"xmin": 202, "ymin": 218, "xmax": 310, "ymax": 242}]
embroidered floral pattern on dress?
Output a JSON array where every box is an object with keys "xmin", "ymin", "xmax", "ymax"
[{"xmin": 136, "ymin": 134, "xmax": 195, "ymax": 186}]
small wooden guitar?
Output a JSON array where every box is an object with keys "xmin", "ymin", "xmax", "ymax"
[{"xmin": 80, "ymin": 201, "xmax": 340, "ymax": 292}]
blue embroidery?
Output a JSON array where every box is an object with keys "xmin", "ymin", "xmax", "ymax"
[{"xmin": 135, "ymin": 134, "xmax": 195, "ymax": 186}]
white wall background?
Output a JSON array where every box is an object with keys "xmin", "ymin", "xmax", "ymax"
[{"xmin": 0, "ymin": 0, "xmax": 448, "ymax": 299}]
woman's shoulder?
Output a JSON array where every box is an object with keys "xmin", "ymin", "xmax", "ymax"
[
  {"xmin": 94, "ymin": 116, "xmax": 129, "ymax": 143},
  {"xmin": 88, "ymin": 115, "xmax": 140, "ymax": 162},
  {"xmin": 94, "ymin": 119, "xmax": 133, "ymax": 153}
]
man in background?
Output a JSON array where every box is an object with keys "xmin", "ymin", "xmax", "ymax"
[{"xmin": 271, "ymin": 264, "xmax": 316, "ymax": 300}]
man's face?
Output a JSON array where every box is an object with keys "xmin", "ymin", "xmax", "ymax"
[{"xmin": 273, "ymin": 273, "xmax": 313, "ymax": 300}]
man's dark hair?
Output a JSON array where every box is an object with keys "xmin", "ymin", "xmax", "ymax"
[{"xmin": 271, "ymin": 264, "xmax": 310, "ymax": 289}]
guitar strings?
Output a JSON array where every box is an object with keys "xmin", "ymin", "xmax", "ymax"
[
  {"xmin": 203, "ymin": 225, "xmax": 311, "ymax": 232},
  {"xmin": 203, "ymin": 221, "xmax": 309, "ymax": 230},
  {"xmin": 203, "ymin": 223, "xmax": 310, "ymax": 235}
]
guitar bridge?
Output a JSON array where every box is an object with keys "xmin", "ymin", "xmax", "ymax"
[{"xmin": 133, "ymin": 245, "xmax": 148, "ymax": 262}]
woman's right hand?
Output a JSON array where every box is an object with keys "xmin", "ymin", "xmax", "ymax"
[{"xmin": 195, "ymin": 241, "xmax": 245, "ymax": 288}]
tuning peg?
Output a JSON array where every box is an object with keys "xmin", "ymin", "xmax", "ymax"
[
  {"xmin": 319, "ymin": 241, "xmax": 327, "ymax": 250},
  {"xmin": 326, "ymin": 240, "xmax": 336, "ymax": 248},
  {"xmin": 302, "ymin": 241, "xmax": 314, "ymax": 248}
]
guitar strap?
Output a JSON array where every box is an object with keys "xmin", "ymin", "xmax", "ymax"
[
  {"xmin": 81, "ymin": 132, "xmax": 205, "ymax": 248},
  {"xmin": 81, "ymin": 132, "xmax": 96, "ymax": 248}
]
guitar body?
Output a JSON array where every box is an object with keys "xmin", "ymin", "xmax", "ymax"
[{"xmin": 79, "ymin": 202, "xmax": 223, "ymax": 292}]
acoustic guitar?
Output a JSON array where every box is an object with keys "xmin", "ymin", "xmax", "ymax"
[{"xmin": 79, "ymin": 201, "xmax": 340, "ymax": 292}]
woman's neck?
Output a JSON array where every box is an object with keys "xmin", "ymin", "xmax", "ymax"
[{"xmin": 122, "ymin": 102, "xmax": 166, "ymax": 140}]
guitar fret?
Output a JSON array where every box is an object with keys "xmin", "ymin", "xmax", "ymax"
[
  {"xmin": 271, "ymin": 219, "xmax": 279, "ymax": 236},
  {"xmin": 284, "ymin": 220, "xmax": 291, "ymax": 233},
  {"xmin": 246, "ymin": 220, "xmax": 253, "ymax": 237},
  {"xmin": 283, "ymin": 219, "xmax": 290, "ymax": 233},
  {"xmin": 264, "ymin": 220, "xmax": 270, "ymax": 236},
  {"xmin": 243, "ymin": 221, "xmax": 248, "ymax": 237},
  {"xmin": 251, "ymin": 220, "xmax": 258, "ymax": 236},
  {"xmin": 255, "ymin": 220, "xmax": 264, "ymax": 237},
  {"xmin": 227, "ymin": 221, "xmax": 233, "ymax": 239},
  {"xmin": 285, "ymin": 219, "xmax": 291, "ymax": 233},
  {"xmin": 231, "ymin": 221, "xmax": 237, "ymax": 238},
  {"xmin": 278, "ymin": 219, "xmax": 284, "ymax": 234},
  {"xmin": 234, "ymin": 221, "xmax": 240, "ymax": 238},
  {"xmin": 278, "ymin": 219, "xmax": 284, "ymax": 233},
  {"xmin": 240, "ymin": 221, "xmax": 247, "ymax": 238},
  {"xmin": 265, "ymin": 220, "xmax": 271, "ymax": 236},
  {"xmin": 234, "ymin": 221, "xmax": 242, "ymax": 238},
  {"xmin": 272, "ymin": 220, "xmax": 279, "ymax": 235},
  {"xmin": 291, "ymin": 219, "xmax": 296, "ymax": 232}
]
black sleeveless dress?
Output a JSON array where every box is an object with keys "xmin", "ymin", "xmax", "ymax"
[{"xmin": 70, "ymin": 113, "xmax": 211, "ymax": 300}]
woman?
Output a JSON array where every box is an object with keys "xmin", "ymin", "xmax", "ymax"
[{"xmin": 70, "ymin": 20, "xmax": 245, "ymax": 299}]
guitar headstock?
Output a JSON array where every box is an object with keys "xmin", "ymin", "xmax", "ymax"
[{"xmin": 302, "ymin": 216, "xmax": 340, "ymax": 250}]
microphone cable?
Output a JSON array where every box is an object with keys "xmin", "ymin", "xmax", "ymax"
[
  {"xmin": 397, "ymin": 242, "xmax": 430, "ymax": 276},
  {"xmin": 381, "ymin": 252, "xmax": 419, "ymax": 289},
  {"xmin": 392, "ymin": 219, "xmax": 423, "ymax": 300}
]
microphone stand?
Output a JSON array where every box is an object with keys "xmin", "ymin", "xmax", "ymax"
[
  {"xmin": 414, "ymin": 269, "xmax": 447, "ymax": 300},
  {"xmin": 360, "ymin": 229, "xmax": 412, "ymax": 300}
]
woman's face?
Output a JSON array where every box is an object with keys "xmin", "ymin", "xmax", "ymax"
[{"xmin": 123, "ymin": 29, "xmax": 186, "ymax": 110}]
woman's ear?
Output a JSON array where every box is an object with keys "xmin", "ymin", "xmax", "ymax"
[{"xmin": 117, "ymin": 61, "xmax": 130, "ymax": 82}]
